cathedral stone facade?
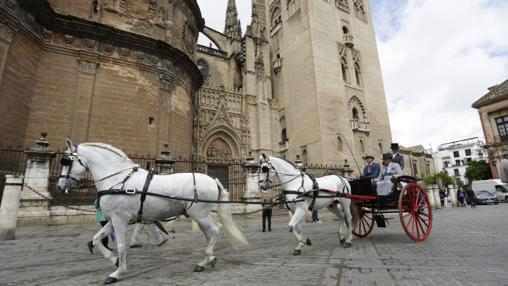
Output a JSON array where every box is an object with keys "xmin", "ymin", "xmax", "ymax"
[
  {"xmin": 0, "ymin": 0, "xmax": 203, "ymax": 158},
  {"xmin": 196, "ymin": 0, "xmax": 392, "ymax": 169},
  {"xmin": 0, "ymin": 0, "xmax": 392, "ymax": 171}
]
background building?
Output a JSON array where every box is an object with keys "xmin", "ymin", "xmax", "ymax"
[
  {"xmin": 398, "ymin": 145, "xmax": 435, "ymax": 179},
  {"xmin": 472, "ymin": 79, "xmax": 508, "ymax": 178},
  {"xmin": 433, "ymin": 137, "xmax": 486, "ymax": 184}
]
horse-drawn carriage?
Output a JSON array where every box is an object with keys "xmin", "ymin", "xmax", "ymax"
[{"xmin": 348, "ymin": 176, "xmax": 433, "ymax": 242}]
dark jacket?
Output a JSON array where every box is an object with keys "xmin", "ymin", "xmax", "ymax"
[
  {"xmin": 362, "ymin": 163, "xmax": 380, "ymax": 179},
  {"xmin": 392, "ymin": 153, "xmax": 405, "ymax": 170}
]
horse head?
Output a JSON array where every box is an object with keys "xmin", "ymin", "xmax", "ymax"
[
  {"xmin": 57, "ymin": 139, "xmax": 88, "ymax": 193},
  {"xmin": 259, "ymin": 153, "xmax": 274, "ymax": 191}
]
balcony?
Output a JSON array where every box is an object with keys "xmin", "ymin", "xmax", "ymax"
[
  {"xmin": 344, "ymin": 34, "xmax": 354, "ymax": 48},
  {"xmin": 351, "ymin": 119, "xmax": 369, "ymax": 133}
]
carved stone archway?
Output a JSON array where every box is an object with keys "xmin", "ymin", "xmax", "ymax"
[{"xmin": 202, "ymin": 127, "xmax": 241, "ymax": 161}]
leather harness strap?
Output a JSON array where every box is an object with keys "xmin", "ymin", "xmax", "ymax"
[{"xmin": 137, "ymin": 171, "xmax": 154, "ymax": 223}]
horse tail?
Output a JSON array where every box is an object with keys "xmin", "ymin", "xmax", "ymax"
[{"xmin": 215, "ymin": 178, "xmax": 249, "ymax": 250}]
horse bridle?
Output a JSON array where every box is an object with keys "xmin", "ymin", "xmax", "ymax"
[
  {"xmin": 59, "ymin": 145, "xmax": 88, "ymax": 183},
  {"xmin": 259, "ymin": 159, "xmax": 303, "ymax": 189}
]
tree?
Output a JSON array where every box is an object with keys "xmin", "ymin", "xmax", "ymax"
[
  {"xmin": 465, "ymin": 160, "xmax": 492, "ymax": 182},
  {"xmin": 424, "ymin": 172, "xmax": 454, "ymax": 186}
]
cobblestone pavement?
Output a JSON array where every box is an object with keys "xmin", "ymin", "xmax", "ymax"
[{"xmin": 1, "ymin": 204, "xmax": 508, "ymax": 286}]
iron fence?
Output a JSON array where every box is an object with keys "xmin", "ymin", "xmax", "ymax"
[{"xmin": 0, "ymin": 149, "xmax": 247, "ymax": 207}]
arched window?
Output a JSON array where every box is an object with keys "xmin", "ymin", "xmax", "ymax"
[
  {"xmin": 360, "ymin": 139, "xmax": 365, "ymax": 153},
  {"xmin": 338, "ymin": 137, "xmax": 343, "ymax": 151},
  {"xmin": 271, "ymin": 7, "xmax": 282, "ymax": 28},
  {"xmin": 343, "ymin": 26, "xmax": 349, "ymax": 34},
  {"xmin": 341, "ymin": 57, "xmax": 349, "ymax": 82},
  {"xmin": 354, "ymin": 61, "xmax": 362, "ymax": 86},
  {"xmin": 378, "ymin": 142, "xmax": 383, "ymax": 155},
  {"xmin": 281, "ymin": 128, "xmax": 288, "ymax": 142},
  {"xmin": 353, "ymin": 51, "xmax": 362, "ymax": 86},
  {"xmin": 352, "ymin": 107, "xmax": 359, "ymax": 119},
  {"xmin": 353, "ymin": 0, "xmax": 367, "ymax": 22}
]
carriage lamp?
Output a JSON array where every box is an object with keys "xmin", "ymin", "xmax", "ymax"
[
  {"xmin": 295, "ymin": 155, "xmax": 306, "ymax": 171},
  {"xmin": 156, "ymin": 144, "xmax": 175, "ymax": 175},
  {"xmin": 244, "ymin": 151, "xmax": 259, "ymax": 173}
]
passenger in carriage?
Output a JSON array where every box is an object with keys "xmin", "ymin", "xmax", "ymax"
[
  {"xmin": 361, "ymin": 152, "xmax": 380, "ymax": 181},
  {"xmin": 376, "ymin": 153, "xmax": 403, "ymax": 196}
]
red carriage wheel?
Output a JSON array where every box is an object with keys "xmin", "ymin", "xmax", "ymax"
[
  {"xmin": 352, "ymin": 206, "xmax": 375, "ymax": 238},
  {"xmin": 398, "ymin": 183, "xmax": 433, "ymax": 241}
]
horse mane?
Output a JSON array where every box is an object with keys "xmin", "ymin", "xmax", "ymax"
[
  {"xmin": 270, "ymin": 155, "xmax": 300, "ymax": 171},
  {"xmin": 81, "ymin": 143, "xmax": 134, "ymax": 164}
]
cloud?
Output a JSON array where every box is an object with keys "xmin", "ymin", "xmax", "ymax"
[{"xmin": 372, "ymin": 0, "xmax": 508, "ymax": 149}]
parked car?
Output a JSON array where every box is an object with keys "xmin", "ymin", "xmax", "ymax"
[
  {"xmin": 472, "ymin": 179, "xmax": 508, "ymax": 202},
  {"xmin": 474, "ymin": 190, "xmax": 498, "ymax": 205}
]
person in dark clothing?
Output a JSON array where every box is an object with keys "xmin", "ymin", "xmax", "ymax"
[
  {"xmin": 261, "ymin": 191, "xmax": 273, "ymax": 232},
  {"xmin": 457, "ymin": 189, "xmax": 466, "ymax": 207},
  {"xmin": 466, "ymin": 189, "xmax": 476, "ymax": 208},
  {"xmin": 391, "ymin": 143, "xmax": 405, "ymax": 170}
]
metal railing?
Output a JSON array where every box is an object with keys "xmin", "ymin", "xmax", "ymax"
[{"xmin": 0, "ymin": 149, "xmax": 247, "ymax": 206}]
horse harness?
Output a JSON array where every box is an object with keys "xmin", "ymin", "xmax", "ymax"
[
  {"xmin": 282, "ymin": 174, "xmax": 351, "ymax": 210},
  {"xmin": 97, "ymin": 171, "xmax": 210, "ymax": 223}
]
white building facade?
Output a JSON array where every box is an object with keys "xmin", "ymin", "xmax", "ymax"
[{"xmin": 433, "ymin": 137, "xmax": 487, "ymax": 185}]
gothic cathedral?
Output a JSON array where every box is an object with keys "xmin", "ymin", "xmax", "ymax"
[{"xmin": 195, "ymin": 0, "xmax": 392, "ymax": 167}]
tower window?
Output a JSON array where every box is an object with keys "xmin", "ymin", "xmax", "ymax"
[
  {"xmin": 341, "ymin": 57, "xmax": 349, "ymax": 82},
  {"xmin": 353, "ymin": 0, "xmax": 367, "ymax": 22}
]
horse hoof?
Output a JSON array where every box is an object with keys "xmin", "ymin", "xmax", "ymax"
[
  {"xmin": 306, "ymin": 238, "xmax": 312, "ymax": 246},
  {"xmin": 115, "ymin": 258, "xmax": 119, "ymax": 268},
  {"xmin": 104, "ymin": 277, "xmax": 118, "ymax": 284},
  {"xmin": 340, "ymin": 239, "xmax": 345, "ymax": 245},
  {"xmin": 210, "ymin": 257, "xmax": 218, "ymax": 268},
  {"xmin": 289, "ymin": 226, "xmax": 294, "ymax": 233},
  {"xmin": 344, "ymin": 242, "xmax": 352, "ymax": 248},
  {"xmin": 194, "ymin": 265, "xmax": 205, "ymax": 272},
  {"xmin": 293, "ymin": 249, "xmax": 301, "ymax": 256},
  {"xmin": 87, "ymin": 241, "xmax": 94, "ymax": 254}
]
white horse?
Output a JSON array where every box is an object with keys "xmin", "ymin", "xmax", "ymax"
[
  {"xmin": 258, "ymin": 154, "xmax": 358, "ymax": 255},
  {"xmin": 57, "ymin": 139, "xmax": 248, "ymax": 284}
]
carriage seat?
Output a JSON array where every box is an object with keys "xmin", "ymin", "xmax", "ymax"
[{"xmin": 376, "ymin": 176, "xmax": 421, "ymax": 196}]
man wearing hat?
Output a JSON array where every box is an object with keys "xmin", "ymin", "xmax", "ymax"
[
  {"xmin": 391, "ymin": 143, "xmax": 405, "ymax": 170},
  {"xmin": 376, "ymin": 153, "xmax": 403, "ymax": 196},
  {"xmin": 362, "ymin": 152, "xmax": 380, "ymax": 180}
]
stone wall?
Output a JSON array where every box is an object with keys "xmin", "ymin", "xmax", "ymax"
[{"xmin": 0, "ymin": 0, "xmax": 203, "ymax": 158}]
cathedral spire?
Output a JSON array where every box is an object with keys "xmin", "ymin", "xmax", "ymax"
[
  {"xmin": 248, "ymin": 0, "xmax": 266, "ymax": 40},
  {"xmin": 224, "ymin": 0, "xmax": 242, "ymax": 40}
]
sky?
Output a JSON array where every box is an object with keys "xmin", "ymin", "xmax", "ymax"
[{"xmin": 196, "ymin": 0, "xmax": 508, "ymax": 151}]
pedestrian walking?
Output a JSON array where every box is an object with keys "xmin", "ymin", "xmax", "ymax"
[
  {"xmin": 457, "ymin": 189, "xmax": 466, "ymax": 207},
  {"xmin": 312, "ymin": 209, "xmax": 321, "ymax": 224},
  {"xmin": 88, "ymin": 199, "xmax": 113, "ymax": 252},
  {"xmin": 261, "ymin": 191, "xmax": 273, "ymax": 232},
  {"xmin": 130, "ymin": 222, "xmax": 170, "ymax": 248},
  {"xmin": 466, "ymin": 189, "xmax": 476, "ymax": 208}
]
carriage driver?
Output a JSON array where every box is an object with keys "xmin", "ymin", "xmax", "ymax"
[{"xmin": 376, "ymin": 153, "xmax": 403, "ymax": 196}]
